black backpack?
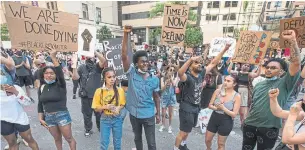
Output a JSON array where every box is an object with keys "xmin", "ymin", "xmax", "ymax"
[{"xmin": 176, "ymin": 81, "xmax": 185, "ymax": 103}]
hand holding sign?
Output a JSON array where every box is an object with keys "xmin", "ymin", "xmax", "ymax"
[
  {"xmin": 224, "ymin": 43, "xmax": 232, "ymax": 52},
  {"xmin": 46, "ymin": 46, "xmax": 57, "ymax": 58}
]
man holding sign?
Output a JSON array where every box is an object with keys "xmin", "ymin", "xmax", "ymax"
[{"xmin": 242, "ymin": 30, "xmax": 301, "ymax": 150}]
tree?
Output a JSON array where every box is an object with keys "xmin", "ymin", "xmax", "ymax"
[
  {"xmin": 1, "ymin": 24, "xmax": 10, "ymax": 41},
  {"xmin": 149, "ymin": 1, "xmax": 203, "ymax": 48},
  {"xmin": 96, "ymin": 25, "xmax": 113, "ymax": 42},
  {"xmin": 243, "ymin": 1, "xmax": 249, "ymax": 12}
]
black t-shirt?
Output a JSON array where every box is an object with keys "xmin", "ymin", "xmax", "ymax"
[
  {"xmin": 34, "ymin": 69, "xmax": 42, "ymax": 81},
  {"xmin": 78, "ymin": 63, "xmax": 103, "ymax": 98},
  {"xmin": 38, "ymin": 66, "xmax": 67, "ymax": 113},
  {"xmin": 180, "ymin": 69, "xmax": 206, "ymax": 113}
]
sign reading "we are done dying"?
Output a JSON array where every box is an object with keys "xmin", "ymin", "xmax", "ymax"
[
  {"xmin": 4, "ymin": 2, "xmax": 79, "ymax": 51},
  {"xmin": 161, "ymin": 4, "xmax": 189, "ymax": 47}
]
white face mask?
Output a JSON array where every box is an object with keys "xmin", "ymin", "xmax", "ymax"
[
  {"xmin": 137, "ymin": 68, "xmax": 147, "ymax": 74},
  {"xmin": 157, "ymin": 62, "xmax": 162, "ymax": 70}
]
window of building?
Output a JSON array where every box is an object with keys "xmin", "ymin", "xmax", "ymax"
[
  {"xmin": 223, "ymin": 14, "xmax": 228, "ymax": 20},
  {"xmin": 133, "ymin": 28, "xmax": 146, "ymax": 44},
  {"xmin": 267, "ymin": 2, "xmax": 271, "ymax": 9},
  {"xmin": 225, "ymin": 1, "xmax": 238, "ymax": 7},
  {"xmin": 223, "ymin": 13, "xmax": 236, "ymax": 20},
  {"xmin": 82, "ymin": 3, "xmax": 89, "ymax": 20},
  {"xmin": 206, "ymin": 15, "xmax": 218, "ymax": 21},
  {"xmin": 274, "ymin": 1, "xmax": 282, "ymax": 7},
  {"xmin": 207, "ymin": 1, "xmax": 219, "ymax": 8},
  {"xmin": 230, "ymin": 13, "xmax": 236, "ymax": 20},
  {"xmin": 206, "ymin": 14, "xmax": 211, "ymax": 20},
  {"xmin": 46, "ymin": 1, "xmax": 58, "ymax": 10},
  {"xmin": 96, "ymin": 7, "xmax": 101, "ymax": 22},
  {"xmin": 122, "ymin": 12, "xmax": 150, "ymax": 20},
  {"xmin": 212, "ymin": 15, "xmax": 218, "ymax": 21},
  {"xmin": 223, "ymin": 27, "xmax": 234, "ymax": 33},
  {"xmin": 121, "ymin": 1, "xmax": 151, "ymax": 6}
]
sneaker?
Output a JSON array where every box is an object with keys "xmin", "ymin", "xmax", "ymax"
[
  {"xmin": 159, "ymin": 125, "xmax": 164, "ymax": 132},
  {"xmin": 179, "ymin": 145, "xmax": 190, "ymax": 150},
  {"xmin": 168, "ymin": 126, "xmax": 173, "ymax": 134},
  {"xmin": 84, "ymin": 130, "xmax": 93, "ymax": 137},
  {"xmin": 17, "ymin": 137, "xmax": 23, "ymax": 144},
  {"xmin": 23, "ymin": 139, "xmax": 29, "ymax": 147},
  {"xmin": 4, "ymin": 144, "xmax": 9, "ymax": 150},
  {"xmin": 73, "ymin": 95, "xmax": 76, "ymax": 99}
]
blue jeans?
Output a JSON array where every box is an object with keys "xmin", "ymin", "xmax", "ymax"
[{"xmin": 100, "ymin": 115, "xmax": 124, "ymax": 150}]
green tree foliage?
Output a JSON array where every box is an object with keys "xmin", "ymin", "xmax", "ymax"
[
  {"xmin": 97, "ymin": 25, "xmax": 113, "ymax": 42},
  {"xmin": 149, "ymin": 1, "xmax": 203, "ymax": 47},
  {"xmin": 1, "ymin": 24, "xmax": 10, "ymax": 41},
  {"xmin": 243, "ymin": 1, "xmax": 249, "ymax": 12}
]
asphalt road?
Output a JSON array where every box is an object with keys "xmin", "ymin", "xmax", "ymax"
[{"xmin": 2, "ymin": 80, "xmax": 303, "ymax": 150}]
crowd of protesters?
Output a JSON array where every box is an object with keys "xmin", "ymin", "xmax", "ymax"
[{"xmin": 1, "ymin": 26, "xmax": 305, "ymax": 150}]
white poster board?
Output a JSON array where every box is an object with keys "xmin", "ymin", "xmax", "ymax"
[
  {"xmin": 1, "ymin": 41, "xmax": 12, "ymax": 49},
  {"xmin": 208, "ymin": 37, "xmax": 236, "ymax": 57},
  {"xmin": 78, "ymin": 24, "xmax": 96, "ymax": 57}
]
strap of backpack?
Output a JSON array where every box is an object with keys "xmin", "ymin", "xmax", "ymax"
[{"xmin": 40, "ymin": 84, "xmax": 45, "ymax": 93}]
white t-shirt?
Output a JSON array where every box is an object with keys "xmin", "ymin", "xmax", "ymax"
[{"xmin": 0, "ymin": 85, "xmax": 33, "ymax": 125}]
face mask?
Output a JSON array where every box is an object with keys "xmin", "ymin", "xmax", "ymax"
[
  {"xmin": 266, "ymin": 76, "xmax": 279, "ymax": 81},
  {"xmin": 44, "ymin": 79, "xmax": 55, "ymax": 84},
  {"xmin": 137, "ymin": 68, "xmax": 147, "ymax": 74},
  {"xmin": 157, "ymin": 62, "xmax": 162, "ymax": 70}
]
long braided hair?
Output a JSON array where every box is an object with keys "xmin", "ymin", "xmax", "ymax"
[{"xmin": 101, "ymin": 67, "xmax": 119, "ymax": 106}]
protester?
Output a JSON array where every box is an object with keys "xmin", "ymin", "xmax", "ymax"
[
  {"xmin": 269, "ymin": 88, "xmax": 305, "ymax": 150},
  {"xmin": 242, "ymin": 30, "xmax": 301, "ymax": 150},
  {"xmin": 200, "ymin": 67, "xmax": 222, "ymax": 109},
  {"xmin": 159, "ymin": 65, "xmax": 177, "ymax": 134},
  {"xmin": 122, "ymin": 25, "xmax": 161, "ymax": 150},
  {"xmin": 12, "ymin": 49, "xmax": 32, "ymax": 97},
  {"xmin": 228, "ymin": 62, "xmax": 261, "ymax": 128},
  {"xmin": 72, "ymin": 52, "xmax": 106, "ymax": 136},
  {"xmin": 33, "ymin": 59, "xmax": 46, "ymax": 88},
  {"xmin": 206, "ymin": 75, "xmax": 241, "ymax": 150},
  {"xmin": 68, "ymin": 61, "xmax": 78, "ymax": 99},
  {"xmin": 38, "ymin": 48, "xmax": 76, "ymax": 150},
  {"xmin": 1, "ymin": 51, "xmax": 39, "ymax": 150},
  {"xmin": 173, "ymin": 43, "xmax": 231, "ymax": 150},
  {"xmin": 92, "ymin": 67, "xmax": 127, "ymax": 150}
]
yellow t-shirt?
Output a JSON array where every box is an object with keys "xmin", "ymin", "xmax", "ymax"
[{"xmin": 92, "ymin": 87, "xmax": 126, "ymax": 115}]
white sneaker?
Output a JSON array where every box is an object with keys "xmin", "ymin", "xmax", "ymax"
[
  {"xmin": 4, "ymin": 144, "xmax": 9, "ymax": 150},
  {"xmin": 159, "ymin": 125, "xmax": 164, "ymax": 132},
  {"xmin": 168, "ymin": 126, "xmax": 173, "ymax": 134},
  {"xmin": 17, "ymin": 137, "xmax": 23, "ymax": 144},
  {"xmin": 23, "ymin": 139, "xmax": 29, "ymax": 147}
]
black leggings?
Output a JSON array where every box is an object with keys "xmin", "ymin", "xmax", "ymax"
[
  {"xmin": 72, "ymin": 79, "xmax": 78, "ymax": 95},
  {"xmin": 242, "ymin": 124, "xmax": 279, "ymax": 150}
]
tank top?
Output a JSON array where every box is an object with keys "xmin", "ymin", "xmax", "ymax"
[
  {"xmin": 214, "ymin": 91, "xmax": 238, "ymax": 114},
  {"xmin": 294, "ymin": 118, "xmax": 305, "ymax": 148}
]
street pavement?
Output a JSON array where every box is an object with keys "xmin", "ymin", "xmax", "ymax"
[{"xmin": 2, "ymin": 80, "xmax": 303, "ymax": 150}]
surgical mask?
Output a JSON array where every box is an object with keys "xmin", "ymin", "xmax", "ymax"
[
  {"xmin": 266, "ymin": 76, "xmax": 279, "ymax": 81},
  {"xmin": 137, "ymin": 68, "xmax": 147, "ymax": 74},
  {"xmin": 44, "ymin": 79, "xmax": 55, "ymax": 84},
  {"xmin": 157, "ymin": 62, "xmax": 162, "ymax": 70}
]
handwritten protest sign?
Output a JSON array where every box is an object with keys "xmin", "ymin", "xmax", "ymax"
[
  {"xmin": 78, "ymin": 24, "xmax": 96, "ymax": 57},
  {"xmin": 269, "ymin": 40, "xmax": 280, "ymax": 50},
  {"xmin": 209, "ymin": 37, "xmax": 236, "ymax": 57},
  {"xmin": 4, "ymin": 2, "xmax": 78, "ymax": 51},
  {"xmin": 232, "ymin": 31, "xmax": 272, "ymax": 64},
  {"xmin": 280, "ymin": 16, "xmax": 305, "ymax": 48},
  {"xmin": 103, "ymin": 38, "xmax": 133, "ymax": 80},
  {"xmin": 161, "ymin": 4, "xmax": 189, "ymax": 47}
]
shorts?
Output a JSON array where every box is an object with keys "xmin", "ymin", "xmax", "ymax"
[
  {"xmin": 1, "ymin": 121, "xmax": 30, "ymax": 136},
  {"xmin": 238, "ymin": 86, "xmax": 249, "ymax": 107},
  {"xmin": 45, "ymin": 111, "xmax": 72, "ymax": 127},
  {"xmin": 207, "ymin": 111, "xmax": 233, "ymax": 136},
  {"xmin": 179, "ymin": 109, "xmax": 198, "ymax": 133},
  {"xmin": 17, "ymin": 75, "xmax": 32, "ymax": 87},
  {"xmin": 161, "ymin": 96, "xmax": 176, "ymax": 108}
]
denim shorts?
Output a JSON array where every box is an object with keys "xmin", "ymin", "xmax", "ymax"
[{"xmin": 45, "ymin": 111, "xmax": 72, "ymax": 127}]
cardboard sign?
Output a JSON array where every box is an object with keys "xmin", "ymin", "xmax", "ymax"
[
  {"xmin": 232, "ymin": 31, "xmax": 272, "ymax": 64},
  {"xmin": 209, "ymin": 37, "xmax": 236, "ymax": 57},
  {"xmin": 161, "ymin": 4, "xmax": 189, "ymax": 47},
  {"xmin": 4, "ymin": 2, "xmax": 78, "ymax": 51},
  {"xmin": 269, "ymin": 40, "xmax": 280, "ymax": 50},
  {"xmin": 280, "ymin": 16, "xmax": 305, "ymax": 48},
  {"xmin": 78, "ymin": 24, "xmax": 96, "ymax": 57},
  {"xmin": 103, "ymin": 37, "xmax": 133, "ymax": 80}
]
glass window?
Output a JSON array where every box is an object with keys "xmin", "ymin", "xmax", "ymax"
[
  {"xmin": 82, "ymin": 3, "xmax": 89, "ymax": 20},
  {"xmin": 212, "ymin": 15, "xmax": 218, "ymax": 21},
  {"xmin": 207, "ymin": 2, "xmax": 212, "ymax": 8},
  {"xmin": 232, "ymin": 1, "xmax": 238, "ymax": 7},
  {"xmin": 96, "ymin": 7, "xmax": 101, "ymax": 22},
  {"xmin": 285, "ymin": 1, "xmax": 290, "ymax": 8},
  {"xmin": 230, "ymin": 13, "xmax": 236, "ymax": 20},
  {"xmin": 206, "ymin": 14, "xmax": 211, "ymax": 20},
  {"xmin": 225, "ymin": 1, "xmax": 231, "ymax": 7},
  {"xmin": 213, "ymin": 1, "xmax": 220, "ymax": 8},
  {"xmin": 275, "ymin": 1, "xmax": 282, "ymax": 7},
  {"xmin": 122, "ymin": 12, "xmax": 150, "ymax": 20},
  {"xmin": 267, "ymin": 2, "xmax": 271, "ymax": 9},
  {"xmin": 223, "ymin": 14, "xmax": 228, "ymax": 20}
]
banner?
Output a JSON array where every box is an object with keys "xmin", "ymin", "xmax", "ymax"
[
  {"xmin": 78, "ymin": 24, "xmax": 96, "ymax": 57},
  {"xmin": 232, "ymin": 31, "xmax": 272, "ymax": 64},
  {"xmin": 161, "ymin": 4, "xmax": 189, "ymax": 47},
  {"xmin": 4, "ymin": 2, "xmax": 78, "ymax": 51},
  {"xmin": 280, "ymin": 16, "xmax": 305, "ymax": 48},
  {"xmin": 208, "ymin": 37, "xmax": 236, "ymax": 57},
  {"xmin": 102, "ymin": 38, "xmax": 133, "ymax": 80}
]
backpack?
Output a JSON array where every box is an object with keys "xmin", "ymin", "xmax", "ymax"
[{"xmin": 175, "ymin": 81, "xmax": 185, "ymax": 103}]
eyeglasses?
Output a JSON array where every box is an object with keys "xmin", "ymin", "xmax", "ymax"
[{"xmin": 265, "ymin": 66, "xmax": 279, "ymax": 70}]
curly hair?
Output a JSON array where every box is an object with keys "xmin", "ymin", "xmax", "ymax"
[{"xmin": 133, "ymin": 50, "xmax": 148, "ymax": 64}]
